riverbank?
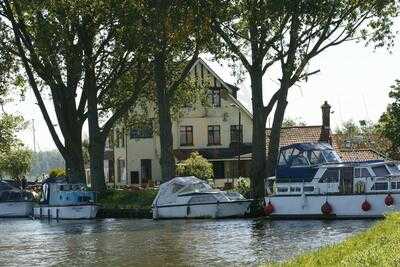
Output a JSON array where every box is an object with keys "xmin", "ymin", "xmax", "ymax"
[
  {"xmin": 97, "ymin": 189, "xmax": 157, "ymax": 218},
  {"xmin": 274, "ymin": 213, "xmax": 400, "ymax": 266}
]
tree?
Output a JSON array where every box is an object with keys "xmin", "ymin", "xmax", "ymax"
[
  {"xmin": 176, "ymin": 152, "xmax": 214, "ymax": 181},
  {"xmin": 30, "ymin": 150, "xmax": 65, "ymax": 178},
  {"xmin": 265, "ymin": 0, "xmax": 398, "ymax": 178},
  {"xmin": 203, "ymin": 0, "xmax": 398, "ymax": 204},
  {"xmin": 377, "ymin": 80, "xmax": 400, "ymax": 159},
  {"xmin": 0, "ymin": 113, "xmax": 25, "ymax": 153},
  {"xmin": 0, "ymin": 1, "xmax": 150, "ymax": 190},
  {"xmin": 137, "ymin": 1, "xmax": 212, "ymax": 181},
  {"xmin": 282, "ymin": 117, "xmax": 306, "ymax": 127},
  {"xmin": 0, "ymin": 146, "xmax": 32, "ymax": 181}
]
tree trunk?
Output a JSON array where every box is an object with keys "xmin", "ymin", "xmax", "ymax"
[
  {"xmin": 250, "ymin": 66, "xmax": 267, "ymax": 202},
  {"xmin": 154, "ymin": 52, "xmax": 175, "ymax": 182},
  {"xmin": 266, "ymin": 87, "xmax": 288, "ymax": 177},
  {"xmin": 65, "ymin": 136, "xmax": 85, "ymax": 183}
]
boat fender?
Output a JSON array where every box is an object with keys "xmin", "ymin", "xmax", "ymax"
[
  {"xmin": 264, "ymin": 201, "xmax": 274, "ymax": 215},
  {"xmin": 385, "ymin": 194, "xmax": 394, "ymax": 206},
  {"xmin": 321, "ymin": 201, "xmax": 332, "ymax": 215},
  {"xmin": 361, "ymin": 200, "xmax": 371, "ymax": 211}
]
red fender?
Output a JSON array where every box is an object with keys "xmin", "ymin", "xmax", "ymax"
[
  {"xmin": 321, "ymin": 201, "xmax": 332, "ymax": 215},
  {"xmin": 264, "ymin": 201, "xmax": 274, "ymax": 215},
  {"xmin": 385, "ymin": 194, "xmax": 394, "ymax": 206},
  {"xmin": 361, "ymin": 200, "xmax": 371, "ymax": 211}
]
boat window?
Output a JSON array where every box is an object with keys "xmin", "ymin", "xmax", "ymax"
[
  {"xmin": 361, "ymin": 168, "xmax": 372, "ymax": 177},
  {"xmin": 291, "ymin": 154, "xmax": 309, "ymax": 167},
  {"xmin": 172, "ymin": 184, "xmax": 185, "ymax": 193},
  {"xmin": 189, "ymin": 195, "xmax": 217, "ymax": 204},
  {"xmin": 319, "ymin": 168, "xmax": 339, "ymax": 183},
  {"xmin": 278, "ymin": 153, "xmax": 287, "ymax": 166},
  {"xmin": 371, "ymin": 182, "xmax": 388, "ymax": 191},
  {"xmin": 372, "ymin": 166, "xmax": 390, "ymax": 177},
  {"xmin": 390, "ymin": 182, "xmax": 400, "ymax": 190},
  {"xmin": 387, "ymin": 164, "xmax": 400, "ymax": 175},
  {"xmin": 322, "ymin": 150, "xmax": 341, "ymax": 163},
  {"xmin": 354, "ymin": 168, "xmax": 361, "ymax": 178},
  {"xmin": 277, "ymin": 187, "xmax": 288, "ymax": 193},
  {"xmin": 290, "ymin": 187, "xmax": 301, "ymax": 192},
  {"xmin": 309, "ymin": 151, "xmax": 324, "ymax": 165},
  {"xmin": 303, "ymin": 186, "xmax": 314, "ymax": 192}
]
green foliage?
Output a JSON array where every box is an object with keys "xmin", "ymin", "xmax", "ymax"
[
  {"xmin": 49, "ymin": 168, "xmax": 66, "ymax": 178},
  {"xmin": 0, "ymin": 147, "xmax": 32, "ymax": 181},
  {"xmin": 98, "ymin": 189, "xmax": 158, "ymax": 209},
  {"xmin": 176, "ymin": 152, "xmax": 214, "ymax": 180},
  {"xmin": 235, "ymin": 177, "xmax": 251, "ymax": 198},
  {"xmin": 30, "ymin": 150, "xmax": 64, "ymax": 178},
  {"xmin": 0, "ymin": 114, "xmax": 26, "ymax": 154},
  {"xmin": 271, "ymin": 213, "xmax": 400, "ymax": 266},
  {"xmin": 282, "ymin": 117, "xmax": 306, "ymax": 127},
  {"xmin": 377, "ymin": 80, "xmax": 400, "ymax": 159}
]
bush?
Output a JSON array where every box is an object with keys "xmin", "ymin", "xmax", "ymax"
[
  {"xmin": 49, "ymin": 168, "xmax": 66, "ymax": 178},
  {"xmin": 97, "ymin": 188, "xmax": 158, "ymax": 209},
  {"xmin": 176, "ymin": 152, "xmax": 214, "ymax": 180},
  {"xmin": 235, "ymin": 177, "xmax": 251, "ymax": 198}
]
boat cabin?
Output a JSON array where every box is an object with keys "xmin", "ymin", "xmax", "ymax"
[
  {"xmin": 273, "ymin": 143, "xmax": 400, "ymax": 196},
  {"xmin": 41, "ymin": 177, "xmax": 96, "ymax": 206}
]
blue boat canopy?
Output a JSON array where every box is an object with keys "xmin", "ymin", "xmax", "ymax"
[{"xmin": 276, "ymin": 142, "xmax": 342, "ymax": 183}]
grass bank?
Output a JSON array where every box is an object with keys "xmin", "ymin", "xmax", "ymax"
[
  {"xmin": 97, "ymin": 189, "xmax": 158, "ymax": 218},
  {"xmin": 272, "ymin": 213, "xmax": 400, "ymax": 266}
]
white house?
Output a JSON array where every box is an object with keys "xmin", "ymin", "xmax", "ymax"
[{"xmin": 112, "ymin": 58, "xmax": 253, "ymax": 186}]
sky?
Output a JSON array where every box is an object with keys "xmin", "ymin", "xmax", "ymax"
[{"xmin": 5, "ymin": 23, "xmax": 400, "ymax": 152}]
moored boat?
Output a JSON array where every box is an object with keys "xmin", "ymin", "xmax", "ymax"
[
  {"xmin": 0, "ymin": 181, "xmax": 34, "ymax": 218},
  {"xmin": 265, "ymin": 142, "xmax": 400, "ymax": 219},
  {"xmin": 33, "ymin": 177, "xmax": 99, "ymax": 220},
  {"xmin": 153, "ymin": 176, "xmax": 252, "ymax": 219}
]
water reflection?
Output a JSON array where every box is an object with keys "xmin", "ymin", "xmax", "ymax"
[{"xmin": 0, "ymin": 218, "xmax": 375, "ymax": 266}]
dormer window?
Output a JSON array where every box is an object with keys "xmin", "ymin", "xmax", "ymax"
[{"xmin": 207, "ymin": 87, "xmax": 221, "ymax": 107}]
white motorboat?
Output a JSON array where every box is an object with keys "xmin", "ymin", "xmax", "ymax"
[
  {"xmin": 0, "ymin": 181, "xmax": 34, "ymax": 218},
  {"xmin": 33, "ymin": 177, "xmax": 99, "ymax": 220},
  {"xmin": 153, "ymin": 176, "xmax": 252, "ymax": 219},
  {"xmin": 265, "ymin": 142, "xmax": 400, "ymax": 219}
]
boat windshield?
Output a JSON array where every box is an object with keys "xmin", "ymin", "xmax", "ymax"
[
  {"xmin": 322, "ymin": 149, "xmax": 341, "ymax": 163},
  {"xmin": 386, "ymin": 163, "xmax": 400, "ymax": 175}
]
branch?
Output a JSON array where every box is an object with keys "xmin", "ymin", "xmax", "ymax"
[
  {"xmin": 212, "ymin": 21, "xmax": 251, "ymax": 71},
  {"xmin": 169, "ymin": 50, "xmax": 199, "ymax": 95}
]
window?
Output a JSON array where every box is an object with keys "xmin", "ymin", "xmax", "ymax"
[
  {"xmin": 180, "ymin": 126, "xmax": 193, "ymax": 146},
  {"xmin": 387, "ymin": 164, "xmax": 400, "ymax": 175},
  {"xmin": 309, "ymin": 151, "xmax": 324, "ymax": 165},
  {"xmin": 354, "ymin": 168, "xmax": 372, "ymax": 178},
  {"xmin": 290, "ymin": 187, "xmax": 301, "ymax": 192},
  {"xmin": 372, "ymin": 166, "xmax": 390, "ymax": 177},
  {"xmin": 319, "ymin": 168, "xmax": 339, "ymax": 183},
  {"xmin": 130, "ymin": 124, "xmax": 153, "ymax": 139},
  {"xmin": 230, "ymin": 125, "xmax": 243, "ymax": 143},
  {"xmin": 208, "ymin": 125, "xmax": 221, "ymax": 145},
  {"xmin": 207, "ymin": 88, "xmax": 221, "ymax": 107},
  {"xmin": 303, "ymin": 186, "xmax": 315, "ymax": 192},
  {"xmin": 371, "ymin": 182, "xmax": 388, "ymax": 191},
  {"xmin": 291, "ymin": 153, "xmax": 309, "ymax": 167},
  {"xmin": 278, "ymin": 153, "xmax": 287, "ymax": 166},
  {"xmin": 277, "ymin": 187, "xmax": 288, "ymax": 193},
  {"xmin": 390, "ymin": 182, "xmax": 400, "ymax": 190}
]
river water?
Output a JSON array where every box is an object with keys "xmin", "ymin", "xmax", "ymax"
[{"xmin": 0, "ymin": 218, "xmax": 375, "ymax": 266}]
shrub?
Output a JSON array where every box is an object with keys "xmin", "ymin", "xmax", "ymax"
[
  {"xmin": 49, "ymin": 168, "xmax": 66, "ymax": 178},
  {"xmin": 235, "ymin": 177, "xmax": 251, "ymax": 198},
  {"xmin": 176, "ymin": 152, "xmax": 214, "ymax": 180}
]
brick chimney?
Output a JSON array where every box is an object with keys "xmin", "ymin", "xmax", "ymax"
[{"xmin": 320, "ymin": 101, "xmax": 332, "ymax": 144}]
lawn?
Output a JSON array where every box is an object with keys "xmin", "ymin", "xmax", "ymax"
[{"xmin": 272, "ymin": 213, "xmax": 400, "ymax": 266}]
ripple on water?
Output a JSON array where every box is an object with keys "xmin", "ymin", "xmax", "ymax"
[{"xmin": 0, "ymin": 218, "xmax": 375, "ymax": 266}]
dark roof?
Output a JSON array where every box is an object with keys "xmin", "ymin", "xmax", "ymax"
[{"xmin": 174, "ymin": 143, "xmax": 252, "ymax": 161}]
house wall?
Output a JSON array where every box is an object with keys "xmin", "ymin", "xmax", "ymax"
[{"xmin": 112, "ymin": 59, "xmax": 253, "ymax": 185}]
